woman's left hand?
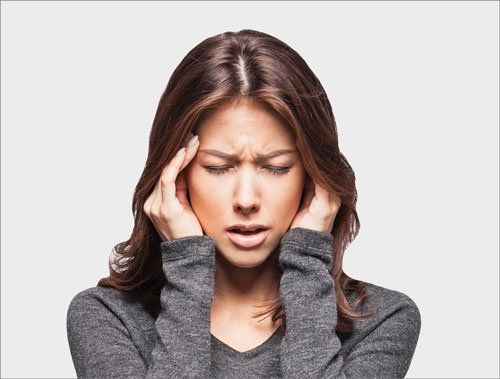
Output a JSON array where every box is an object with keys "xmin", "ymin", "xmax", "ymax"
[{"xmin": 289, "ymin": 176, "xmax": 342, "ymax": 234}]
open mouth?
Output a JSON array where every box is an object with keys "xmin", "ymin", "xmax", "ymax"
[{"xmin": 229, "ymin": 228, "xmax": 268, "ymax": 235}]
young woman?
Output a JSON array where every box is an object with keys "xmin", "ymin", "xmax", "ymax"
[{"xmin": 66, "ymin": 29, "xmax": 421, "ymax": 378}]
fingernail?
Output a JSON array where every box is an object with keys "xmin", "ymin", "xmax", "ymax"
[
  {"xmin": 176, "ymin": 147, "xmax": 186, "ymax": 156},
  {"xmin": 188, "ymin": 134, "xmax": 199, "ymax": 147}
]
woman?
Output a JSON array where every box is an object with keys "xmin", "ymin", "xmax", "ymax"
[{"xmin": 66, "ymin": 29, "xmax": 421, "ymax": 378}]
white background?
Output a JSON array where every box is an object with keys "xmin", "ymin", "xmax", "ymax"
[{"xmin": 1, "ymin": 1, "xmax": 498, "ymax": 378}]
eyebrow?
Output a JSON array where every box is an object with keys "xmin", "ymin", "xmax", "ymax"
[{"xmin": 198, "ymin": 148, "xmax": 296, "ymax": 164}]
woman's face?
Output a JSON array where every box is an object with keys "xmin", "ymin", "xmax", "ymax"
[{"xmin": 185, "ymin": 99, "xmax": 307, "ymax": 268}]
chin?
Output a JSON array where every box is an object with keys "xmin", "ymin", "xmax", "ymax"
[
  {"xmin": 221, "ymin": 253, "xmax": 271, "ymax": 269},
  {"xmin": 215, "ymin": 239, "xmax": 277, "ymax": 269}
]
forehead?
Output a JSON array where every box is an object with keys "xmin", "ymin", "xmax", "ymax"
[{"xmin": 196, "ymin": 99, "xmax": 295, "ymax": 148}]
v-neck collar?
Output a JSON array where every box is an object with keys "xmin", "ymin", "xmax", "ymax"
[{"xmin": 211, "ymin": 326, "xmax": 282, "ymax": 359}]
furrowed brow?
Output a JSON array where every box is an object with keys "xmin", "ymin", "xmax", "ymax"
[{"xmin": 198, "ymin": 148, "xmax": 296, "ymax": 164}]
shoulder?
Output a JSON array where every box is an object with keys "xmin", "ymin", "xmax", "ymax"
[
  {"xmin": 349, "ymin": 280, "xmax": 422, "ymax": 339},
  {"xmin": 66, "ymin": 286, "xmax": 153, "ymax": 333},
  {"xmin": 67, "ymin": 286, "xmax": 120, "ymax": 329},
  {"xmin": 67, "ymin": 286, "xmax": 126, "ymax": 315},
  {"xmin": 340, "ymin": 282, "xmax": 422, "ymax": 377},
  {"xmin": 364, "ymin": 281, "xmax": 421, "ymax": 316},
  {"xmin": 66, "ymin": 287, "xmax": 154, "ymax": 377}
]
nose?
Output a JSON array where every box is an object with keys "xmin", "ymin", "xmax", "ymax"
[{"xmin": 232, "ymin": 167, "xmax": 260, "ymax": 215}]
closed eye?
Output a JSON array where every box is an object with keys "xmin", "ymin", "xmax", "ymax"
[{"xmin": 204, "ymin": 166, "xmax": 291, "ymax": 176}]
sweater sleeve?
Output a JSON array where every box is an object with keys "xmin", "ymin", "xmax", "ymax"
[
  {"xmin": 66, "ymin": 235, "xmax": 216, "ymax": 378},
  {"xmin": 277, "ymin": 227, "xmax": 421, "ymax": 378}
]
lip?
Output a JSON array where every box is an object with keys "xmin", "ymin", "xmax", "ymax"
[{"xmin": 226, "ymin": 229, "xmax": 270, "ymax": 249}]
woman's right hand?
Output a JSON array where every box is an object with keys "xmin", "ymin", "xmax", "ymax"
[{"xmin": 143, "ymin": 134, "xmax": 203, "ymax": 241}]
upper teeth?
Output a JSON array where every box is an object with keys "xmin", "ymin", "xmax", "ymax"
[{"xmin": 236, "ymin": 228, "xmax": 259, "ymax": 231}]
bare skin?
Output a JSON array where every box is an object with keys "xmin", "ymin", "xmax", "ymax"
[{"xmin": 144, "ymin": 98, "xmax": 341, "ymax": 352}]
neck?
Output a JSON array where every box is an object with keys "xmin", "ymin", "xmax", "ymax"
[{"xmin": 212, "ymin": 248, "xmax": 281, "ymax": 312}]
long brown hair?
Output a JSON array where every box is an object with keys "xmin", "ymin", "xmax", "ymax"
[{"xmin": 98, "ymin": 29, "xmax": 375, "ymax": 336}]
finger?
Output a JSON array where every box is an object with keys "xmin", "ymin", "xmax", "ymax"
[
  {"xmin": 312, "ymin": 181, "xmax": 341, "ymax": 217},
  {"xmin": 179, "ymin": 134, "xmax": 199, "ymax": 172},
  {"xmin": 308, "ymin": 180, "xmax": 331, "ymax": 214},
  {"xmin": 152, "ymin": 156, "xmax": 173, "ymax": 213},
  {"xmin": 314, "ymin": 181, "xmax": 333, "ymax": 206},
  {"xmin": 331, "ymin": 192, "xmax": 342, "ymax": 209},
  {"xmin": 318, "ymin": 181, "xmax": 341, "ymax": 209},
  {"xmin": 167, "ymin": 134, "xmax": 199, "ymax": 208},
  {"xmin": 144, "ymin": 173, "xmax": 160, "ymax": 215},
  {"xmin": 149, "ymin": 175, "xmax": 163, "ymax": 218},
  {"xmin": 159, "ymin": 147, "xmax": 187, "ymax": 209},
  {"xmin": 152, "ymin": 133, "xmax": 199, "ymax": 215}
]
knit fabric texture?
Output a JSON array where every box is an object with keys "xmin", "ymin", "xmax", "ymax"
[{"xmin": 67, "ymin": 227, "xmax": 421, "ymax": 378}]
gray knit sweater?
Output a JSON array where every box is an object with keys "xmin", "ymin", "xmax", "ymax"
[{"xmin": 66, "ymin": 227, "xmax": 421, "ymax": 378}]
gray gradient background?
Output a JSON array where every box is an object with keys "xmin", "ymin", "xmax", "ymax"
[{"xmin": 1, "ymin": 1, "xmax": 498, "ymax": 378}]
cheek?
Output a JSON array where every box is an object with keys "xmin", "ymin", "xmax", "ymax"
[
  {"xmin": 186, "ymin": 168, "xmax": 226, "ymax": 217},
  {"xmin": 265, "ymin": 176, "xmax": 304, "ymax": 214}
]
